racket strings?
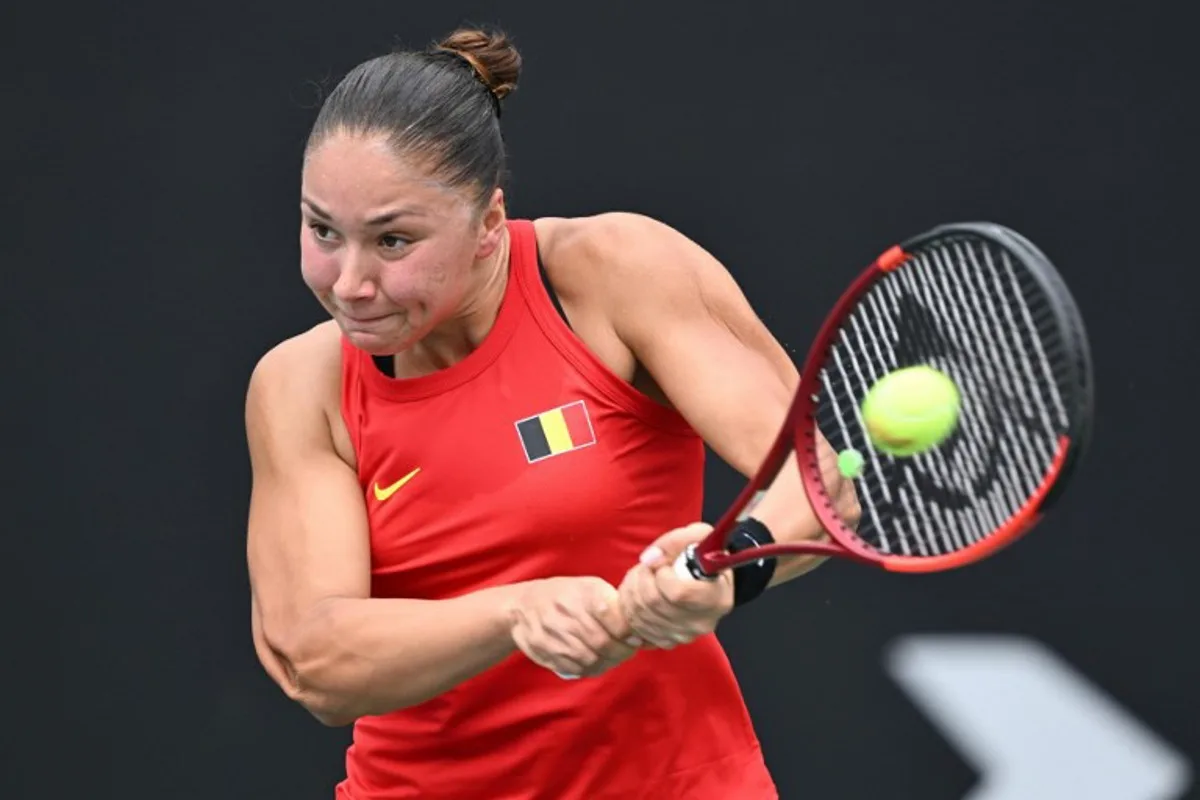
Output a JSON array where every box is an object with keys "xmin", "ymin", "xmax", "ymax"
[
  {"xmin": 905, "ymin": 250, "xmax": 1046, "ymax": 497},
  {"xmin": 900, "ymin": 249, "xmax": 1040, "ymax": 546},
  {"xmin": 813, "ymin": 236, "xmax": 1072, "ymax": 558}
]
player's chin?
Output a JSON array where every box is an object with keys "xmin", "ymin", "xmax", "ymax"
[{"xmin": 339, "ymin": 317, "xmax": 408, "ymax": 355}]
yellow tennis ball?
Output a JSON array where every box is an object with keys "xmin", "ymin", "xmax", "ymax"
[{"xmin": 861, "ymin": 366, "xmax": 960, "ymax": 456}]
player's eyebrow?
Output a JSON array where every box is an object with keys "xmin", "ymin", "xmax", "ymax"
[{"xmin": 301, "ymin": 197, "xmax": 429, "ymax": 226}]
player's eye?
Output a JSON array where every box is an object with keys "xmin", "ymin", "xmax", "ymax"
[
  {"xmin": 379, "ymin": 234, "xmax": 410, "ymax": 251},
  {"xmin": 309, "ymin": 223, "xmax": 337, "ymax": 243}
]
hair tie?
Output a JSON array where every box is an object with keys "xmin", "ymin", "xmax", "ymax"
[{"xmin": 435, "ymin": 47, "xmax": 503, "ymax": 117}]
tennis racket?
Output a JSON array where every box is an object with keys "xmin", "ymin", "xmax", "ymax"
[{"xmin": 676, "ymin": 221, "xmax": 1094, "ymax": 579}]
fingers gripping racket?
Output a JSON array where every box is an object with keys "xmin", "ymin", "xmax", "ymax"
[{"xmin": 676, "ymin": 222, "xmax": 1094, "ymax": 580}]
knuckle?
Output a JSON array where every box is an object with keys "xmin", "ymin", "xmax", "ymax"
[
  {"xmin": 666, "ymin": 584, "xmax": 698, "ymax": 608},
  {"xmin": 549, "ymin": 644, "xmax": 576, "ymax": 664},
  {"xmin": 659, "ymin": 582, "xmax": 687, "ymax": 604},
  {"xmin": 583, "ymin": 629, "xmax": 612, "ymax": 653},
  {"xmin": 553, "ymin": 596, "xmax": 577, "ymax": 616},
  {"xmin": 631, "ymin": 597, "xmax": 654, "ymax": 619},
  {"xmin": 633, "ymin": 624, "xmax": 663, "ymax": 644}
]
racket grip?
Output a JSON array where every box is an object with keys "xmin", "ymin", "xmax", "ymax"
[{"xmin": 673, "ymin": 543, "xmax": 719, "ymax": 582}]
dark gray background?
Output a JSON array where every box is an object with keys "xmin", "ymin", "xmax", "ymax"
[{"xmin": 8, "ymin": 0, "xmax": 1196, "ymax": 797}]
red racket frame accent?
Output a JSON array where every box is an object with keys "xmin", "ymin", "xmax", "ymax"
[{"xmin": 687, "ymin": 244, "xmax": 1073, "ymax": 577}]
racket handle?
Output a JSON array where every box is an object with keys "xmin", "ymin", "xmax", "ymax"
[{"xmin": 674, "ymin": 543, "xmax": 719, "ymax": 582}]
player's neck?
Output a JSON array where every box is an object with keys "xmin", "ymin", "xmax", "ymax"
[{"xmin": 405, "ymin": 229, "xmax": 511, "ymax": 372}]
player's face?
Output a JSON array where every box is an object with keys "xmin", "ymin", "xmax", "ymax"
[{"xmin": 299, "ymin": 133, "xmax": 500, "ymax": 355}]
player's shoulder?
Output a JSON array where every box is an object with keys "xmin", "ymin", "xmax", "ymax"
[
  {"xmin": 247, "ymin": 320, "xmax": 343, "ymax": 417},
  {"xmin": 532, "ymin": 212, "xmax": 688, "ymax": 297},
  {"xmin": 534, "ymin": 212, "xmax": 678, "ymax": 265}
]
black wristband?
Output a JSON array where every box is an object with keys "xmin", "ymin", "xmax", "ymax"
[{"xmin": 727, "ymin": 517, "xmax": 777, "ymax": 607}]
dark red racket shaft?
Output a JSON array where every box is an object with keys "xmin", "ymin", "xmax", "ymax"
[{"xmin": 684, "ymin": 249, "xmax": 904, "ymax": 577}]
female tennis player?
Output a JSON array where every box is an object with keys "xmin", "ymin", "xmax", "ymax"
[{"xmin": 245, "ymin": 26, "xmax": 859, "ymax": 800}]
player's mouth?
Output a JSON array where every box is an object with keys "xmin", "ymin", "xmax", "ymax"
[{"xmin": 341, "ymin": 311, "xmax": 393, "ymax": 325}]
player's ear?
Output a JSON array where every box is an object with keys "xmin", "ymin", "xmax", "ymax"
[{"xmin": 475, "ymin": 187, "xmax": 507, "ymax": 259}]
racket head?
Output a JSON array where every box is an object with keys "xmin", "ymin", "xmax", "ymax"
[
  {"xmin": 795, "ymin": 222, "xmax": 1094, "ymax": 572},
  {"xmin": 690, "ymin": 222, "xmax": 1094, "ymax": 576}
]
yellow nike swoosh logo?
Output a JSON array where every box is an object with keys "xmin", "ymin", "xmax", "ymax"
[{"xmin": 373, "ymin": 467, "xmax": 421, "ymax": 502}]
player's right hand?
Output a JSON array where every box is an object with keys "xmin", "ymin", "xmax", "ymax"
[{"xmin": 507, "ymin": 577, "xmax": 640, "ymax": 679}]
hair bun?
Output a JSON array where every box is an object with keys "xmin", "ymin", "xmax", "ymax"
[{"xmin": 436, "ymin": 28, "xmax": 522, "ymax": 101}]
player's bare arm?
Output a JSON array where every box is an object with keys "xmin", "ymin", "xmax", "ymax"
[
  {"xmin": 543, "ymin": 212, "xmax": 861, "ymax": 584},
  {"xmin": 245, "ymin": 324, "xmax": 633, "ymax": 724}
]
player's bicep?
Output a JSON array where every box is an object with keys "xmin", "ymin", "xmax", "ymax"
[
  {"xmin": 608, "ymin": 219, "xmax": 798, "ymax": 475},
  {"xmin": 650, "ymin": 317, "xmax": 790, "ymax": 471},
  {"xmin": 244, "ymin": 349, "xmax": 371, "ymax": 662}
]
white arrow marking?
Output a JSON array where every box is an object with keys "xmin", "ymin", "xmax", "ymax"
[{"xmin": 885, "ymin": 635, "xmax": 1193, "ymax": 800}]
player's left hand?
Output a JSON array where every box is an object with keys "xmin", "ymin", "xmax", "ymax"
[{"xmin": 618, "ymin": 522, "xmax": 733, "ymax": 649}]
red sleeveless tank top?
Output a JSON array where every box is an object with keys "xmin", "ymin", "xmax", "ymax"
[{"xmin": 336, "ymin": 219, "xmax": 776, "ymax": 800}]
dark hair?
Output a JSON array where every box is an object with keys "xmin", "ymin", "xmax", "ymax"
[{"xmin": 306, "ymin": 28, "xmax": 522, "ymax": 206}]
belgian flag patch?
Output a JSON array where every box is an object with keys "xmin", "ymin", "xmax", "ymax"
[{"xmin": 516, "ymin": 400, "xmax": 596, "ymax": 463}]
